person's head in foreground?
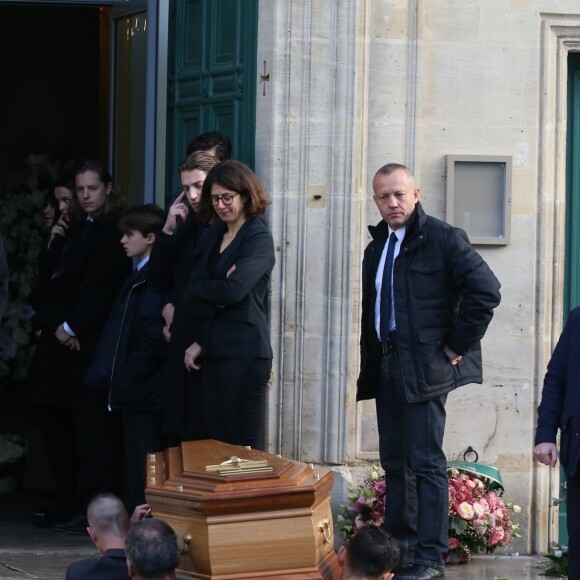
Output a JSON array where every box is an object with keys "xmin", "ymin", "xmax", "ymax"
[
  {"xmin": 125, "ymin": 518, "xmax": 180, "ymax": 580},
  {"xmin": 86, "ymin": 493, "xmax": 130, "ymax": 551},
  {"xmin": 338, "ymin": 525, "xmax": 400, "ymax": 580}
]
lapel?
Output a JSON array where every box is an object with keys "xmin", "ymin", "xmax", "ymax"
[
  {"xmin": 194, "ymin": 220, "xmax": 252, "ymax": 279},
  {"xmin": 67, "ymin": 218, "xmax": 98, "ymax": 277}
]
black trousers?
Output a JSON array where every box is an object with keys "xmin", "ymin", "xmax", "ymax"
[
  {"xmin": 376, "ymin": 351, "xmax": 448, "ymax": 570},
  {"xmin": 122, "ymin": 409, "xmax": 165, "ymax": 511},
  {"xmin": 71, "ymin": 387, "xmax": 123, "ymax": 508},
  {"xmin": 30, "ymin": 404, "xmax": 78, "ymax": 519},
  {"xmin": 202, "ymin": 357, "xmax": 271, "ymax": 451}
]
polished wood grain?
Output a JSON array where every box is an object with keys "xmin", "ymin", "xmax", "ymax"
[{"xmin": 146, "ymin": 440, "xmax": 340, "ymax": 579}]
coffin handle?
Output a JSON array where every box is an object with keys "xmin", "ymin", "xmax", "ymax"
[
  {"xmin": 318, "ymin": 517, "xmax": 332, "ymax": 544},
  {"xmin": 180, "ymin": 533, "xmax": 193, "ymax": 554}
]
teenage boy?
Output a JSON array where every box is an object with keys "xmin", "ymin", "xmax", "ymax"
[{"xmin": 86, "ymin": 204, "xmax": 169, "ymax": 511}]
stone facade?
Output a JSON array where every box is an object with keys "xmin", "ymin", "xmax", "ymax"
[{"xmin": 254, "ymin": 0, "xmax": 580, "ymax": 554}]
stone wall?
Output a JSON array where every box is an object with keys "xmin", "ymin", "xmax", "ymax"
[{"xmin": 255, "ymin": 0, "xmax": 580, "ymax": 554}]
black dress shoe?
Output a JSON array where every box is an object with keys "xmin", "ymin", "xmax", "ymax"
[
  {"xmin": 52, "ymin": 514, "xmax": 88, "ymax": 535},
  {"xmin": 32, "ymin": 511, "xmax": 53, "ymax": 527},
  {"xmin": 393, "ymin": 563, "xmax": 414, "ymax": 573},
  {"xmin": 394, "ymin": 565, "xmax": 445, "ymax": 580}
]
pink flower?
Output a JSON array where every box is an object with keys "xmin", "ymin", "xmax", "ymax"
[
  {"xmin": 456, "ymin": 502, "xmax": 475, "ymax": 520},
  {"xmin": 373, "ymin": 479, "xmax": 386, "ymax": 495},
  {"xmin": 487, "ymin": 527, "xmax": 505, "ymax": 546},
  {"xmin": 473, "ymin": 502, "xmax": 485, "ymax": 519},
  {"xmin": 448, "ymin": 537, "xmax": 460, "ymax": 550}
]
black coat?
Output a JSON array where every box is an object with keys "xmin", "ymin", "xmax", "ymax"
[
  {"xmin": 357, "ymin": 203, "xmax": 501, "ymax": 402},
  {"xmin": 535, "ymin": 307, "xmax": 580, "ymax": 478},
  {"xmin": 183, "ymin": 217, "xmax": 275, "ymax": 359},
  {"xmin": 147, "ymin": 214, "xmax": 207, "ymax": 436},
  {"xmin": 29, "ymin": 216, "xmax": 132, "ymax": 402},
  {"xmin": 84, "ymin": 263, "xmax": 168, "ymax": 411}
]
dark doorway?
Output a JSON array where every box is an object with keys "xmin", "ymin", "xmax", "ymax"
[{"xmin": 0, "ymin": 3, "xmax": 107, "ymax": 187}]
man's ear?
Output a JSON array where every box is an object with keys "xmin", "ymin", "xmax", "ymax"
[
  {"xmin": 145, "ymin": 232, "xmax": 156, "ymax": 246},
  {"xmin": 87, "ymin": 526, "xmax": 97, "ymax": 544},
  {"xmin": 126, "ymin": 559, "xmax": 134, "ymax": 577}
]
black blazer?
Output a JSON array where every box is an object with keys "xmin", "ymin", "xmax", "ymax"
[
  {"xmin": 65, "ymin": 548, "xmax": 130, "ymax": 580},
  {"xmin": 183, "ymin": 217, "xmax": 275, "ymax": 359},
  {"xmin": 32, "ymin": 216, "xmax": 132, "ymax": 381}
]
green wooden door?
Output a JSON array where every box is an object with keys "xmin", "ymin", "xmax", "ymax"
[
  {"xmin": 561, "ymin": 51, "xmax": 580, "ymax": 546},
  {"xmin": 165, "ymin": 0, "xmax": 257, "ymax": 202}
]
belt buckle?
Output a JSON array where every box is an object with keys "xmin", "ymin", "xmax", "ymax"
[{"xmin": 381, "ymin": 341, "xmax": 394, "ymax": 355}]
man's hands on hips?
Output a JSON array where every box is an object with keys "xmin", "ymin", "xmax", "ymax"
[{"xmin": 533, "ymin": 442, "xmax": 559, "ymax": 467}]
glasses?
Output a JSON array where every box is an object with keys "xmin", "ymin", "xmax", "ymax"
[{"xmin": 211, "ymin": 192, "xmax": 239, "ymax": 206}]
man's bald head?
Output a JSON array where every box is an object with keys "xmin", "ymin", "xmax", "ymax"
[{"xmin": 87, "ymin": 493, "xmax": 130, "ymax": 539}]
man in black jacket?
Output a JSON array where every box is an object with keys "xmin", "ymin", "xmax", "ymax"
[
  {"xmin": 357, "ymin": 164, "xmax": 501, "ymax": 579},
  {"xmin": 534, "ymin": 307, "xmax": 580, "ymax": 580}
]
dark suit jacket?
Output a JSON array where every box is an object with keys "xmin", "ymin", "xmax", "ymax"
[
  {"xmin": 65, "ymin": 548, "xmax": 130, "ymax": 580},
  {"xmin": 31, "ymin": 215, "xmax": 132, "ymax": 382},
  {"xmin": 148, "ymin": 213, "xmax": 208, "ymax": 436},
  {"xmin": 183, "ymin": 217, "xmax": 275, "ymax": 359},
  {"xmin": 536, "ymin": 307, "xmax": 580, "ymax": 478}
]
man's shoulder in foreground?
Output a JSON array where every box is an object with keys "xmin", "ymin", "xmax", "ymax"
[{"xmin": 66, "ymin": 548, "xmax": 129, "ymax": 580}]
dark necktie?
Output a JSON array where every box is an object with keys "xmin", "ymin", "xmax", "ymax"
[{"xmin": 380, "ymin": 232, "xmax": 398, "ymax": 341}]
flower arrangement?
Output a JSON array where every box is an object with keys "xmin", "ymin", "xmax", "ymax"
[
  {"xmin": 0, "ymin": 434, "xmax": 27, "ymax": 467},
  {"xmin": 0, "ymin": 155, "xmax": 65, "ymax": 392},
  {"xmin": 446, "ymin": 467, "xmax": 520, "ymax": 563},
  {"xmin": 337, "ymin": 464, "xmax": 385, "ymax": 538},
  {"xmin": 337, "ymin": 464, "xmax": 520, "ymax": 564}
]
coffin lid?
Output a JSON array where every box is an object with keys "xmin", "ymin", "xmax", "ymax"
[{"xmin": 146, "ymin": 439, "xmax": 332, "ymax": 500}]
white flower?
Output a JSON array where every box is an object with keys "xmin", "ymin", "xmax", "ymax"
[{"xmin": 512, "ymin": 504, "xmax": 521, "ymax": 513}]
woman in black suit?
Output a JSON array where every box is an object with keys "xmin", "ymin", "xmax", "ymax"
[{"xmin": 182, "ymin": 160, "xmax": 275, "ymax": 450}]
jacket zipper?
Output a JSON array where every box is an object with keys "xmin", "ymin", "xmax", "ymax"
[{"xmin": 108, "ymin": 279, "xmax": 145, "ymax": 411}]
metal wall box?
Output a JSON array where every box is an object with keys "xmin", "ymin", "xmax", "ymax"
[{"xmin": 445, "ymin": 155, "xmax": 512, "ymax": 245}]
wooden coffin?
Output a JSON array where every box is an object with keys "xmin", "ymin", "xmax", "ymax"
[{"xmin": 145, "ymin": 439, "xmax": 340, "ymax": 580}]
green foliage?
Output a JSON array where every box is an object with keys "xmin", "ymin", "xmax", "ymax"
[{"xmin": 542, "ymin": 544, "xmax": 569, "ymax": 577}]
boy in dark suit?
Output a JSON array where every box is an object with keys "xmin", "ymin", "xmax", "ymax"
[{"xmin": 86, "ymin": 204, "xmax": 168, "ymax": 511}]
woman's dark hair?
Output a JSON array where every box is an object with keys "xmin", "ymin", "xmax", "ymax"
[
  {"xmin": 197, "ymin": 160, "xmax": 270, "ymax": 223},
  {"xmin": 42, "ymin": 189, "xmax": 58, "ymax": 221},
  {"xmin": 73, "ymin": 160, "xmax": 126, "ymax": 217}
]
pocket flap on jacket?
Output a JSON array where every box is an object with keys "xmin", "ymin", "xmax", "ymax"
[
  {"xmin": 409, "ymin": 259, "xmax": 445, "ymax": 275},
  {"xmin": 417, "ymin": 329, "xmax": 446, "ymax": 346}
]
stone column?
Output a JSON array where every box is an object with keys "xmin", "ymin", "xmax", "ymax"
[{"xmin": 255, "ymin": 0, "xmax": 368, "ymax": 464}]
